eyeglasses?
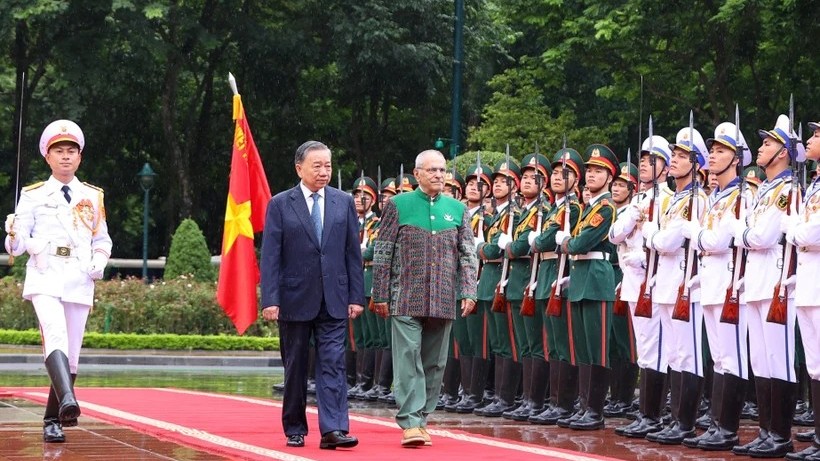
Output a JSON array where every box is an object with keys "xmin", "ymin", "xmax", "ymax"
[{"xmin": 422, "ymin": 167, "xmax": 447, "ymax": 174}]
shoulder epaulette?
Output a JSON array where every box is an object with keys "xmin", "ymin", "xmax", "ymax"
[
  {"xmin": 83, "ymin": 182, "xmax": 104, "ymax": 193},
  {"xmin": 22, "ymin": 181, "xmax": 45, "ymax": 191}
]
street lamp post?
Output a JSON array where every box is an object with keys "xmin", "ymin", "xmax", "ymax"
[{"xmin": 136, "ymin": 163, "xmax": 157, "ymax": 282}]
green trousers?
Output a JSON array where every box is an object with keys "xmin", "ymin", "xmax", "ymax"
[
  {"xmin": 508, "ymin": 300, "xmax": 531, "ymax": 361},
  {"xmin": 539, "ymin": 298, "xmax": 572, "ymax": 362},
  {"xmin": 609, "ymin": 310, "xmax": 636, "ymax": 365},
  {"xmin": 449, "ymin": 314, "xmax": 472, "ymax": 358},
  {"xmin": 569, "ymin": 299, "xmax": 613, "ymax": 366},
  {"xmin": 391, "ymin": 316, "xmax": 452, "ymax": 429},
  {"xmin": 465, "ymin": 301, "xmax": 490, "ymax": 359}
]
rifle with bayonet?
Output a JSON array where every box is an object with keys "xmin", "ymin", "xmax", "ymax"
[
  {"xmin": 521, "ymin": 165, "xmax": 543, "ymax": 317},
  {"xmin": 635, "ymin": 116, "xmax": 658, "ymax": 318},
  {"xmin": 673, "ymin": 111, "xmax": 698, "ymax": 322},
  {"xmin": 492, "ymin": 144, "xmax": 515, "ymax": 313},
  {"xmin": 721, "ymin": 104, "xmax": 746, "ymax": 324},
  {"xmin": 547, "ymin": 138, "xmax": 570, "ymax": 317},
  {"xmin": 767, "ymin": 95, "xmax": 800, "ymax": 325},
  {"xmin": 613, "ymin": 147, "xmax": 634, "ymax": 317}
]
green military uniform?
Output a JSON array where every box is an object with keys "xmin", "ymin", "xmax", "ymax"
[
  {"xmin": 453, "ymin": 164, "xmax": 495, "ymax": 413},
  {"xmin": 473, "ymin": 159, "xmax": 522, "ymax": 417},
  {"xmin": 504, "ymin": 153, "xmax": 553, "ymax": 421},
  {"xmin": 529, "ymin": 148, "xmax": 585, "ymax": 425},
  {"xmin": 558, "ymin": 144, "xmax": 618, "ymax": 431},
  {"xmin": 603, "ymin": 162, "xmax": 640, "ymax": 418},
  {"xmin": 348, "ymin": 176, "xmax": 380, "ymax": 400}
]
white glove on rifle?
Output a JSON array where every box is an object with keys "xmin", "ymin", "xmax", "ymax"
[
  {"xmin": 527, "ymin": 230, "xmax": 541, "ymax": 247},
  {"xmin": 497, "ymin": 233, "xmax": 513, "ymax": 249},
  {"xmin": 555, "ymin": 230, "xmax": 570, "ymax": 246},
  {"xmin": 641, "ymin": 220, "xmax": 659, "ymax": 241},
  {"xmin": 4, "ymin": 214, "xmax": 15, "ymax": 234}
]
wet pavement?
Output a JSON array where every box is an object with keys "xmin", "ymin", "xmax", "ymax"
[{"xmin": 3, "ymin": 391, "xmax": 815, "ymax": 461}]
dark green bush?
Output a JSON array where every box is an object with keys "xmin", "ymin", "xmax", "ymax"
[
  {"xmin": 0, "ymin": 277, "xmax": 275, "ymax": 337},
  {"xmin": 0, "ymin": 329, "xmax": 279, "ymax": 351},
  {"xmin": 163, "ymin": 218, "xmax": 217, "ymax": 282}
]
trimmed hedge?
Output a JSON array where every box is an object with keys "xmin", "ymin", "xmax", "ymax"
[
  {"xmin": 0, "ymin": 329, "xmax": 279, "ymax": 351},
  {"xmin": 0, "ymin": 276, "xmax": 275, "ymax": 337}
]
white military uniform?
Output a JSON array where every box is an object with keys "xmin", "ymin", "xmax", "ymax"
[
  {"xmin": 694, "ymin": 179, "xmax": 753, "ymax": 378},
  {"xmin": 787, "ymin": 175, "xmax": 820, "ymax": 380},
  {"xmin": 5, "ymin": 176, "xmax": 112, "ymax": 372},
  {"xmin": 609, "ymin": 183, "xmax": 673, "ymax": 371},
  {"xmin": 645, "ymin": 183, "xmax": 707, "ymax": 376},
  {"xmin": 736, "ymin": 170, "xmax": 796, "ymax": 382}
]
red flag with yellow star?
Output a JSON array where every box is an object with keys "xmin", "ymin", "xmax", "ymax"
[{"xmin": 217, "ymin": 93, "xmax": 272, "ymax": 335}]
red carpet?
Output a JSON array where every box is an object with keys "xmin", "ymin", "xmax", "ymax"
[{"xmin": 5, "ymin": 387, "xmax": 621, "ymax": 461}]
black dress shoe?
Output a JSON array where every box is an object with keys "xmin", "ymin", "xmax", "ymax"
[
  {"xmin": 319, "ymin": 430, "xmax": 358, "ymax": 449},
  {"xmin": 43, "ymin": 418, "xmax": 65, "ymax": 443},
  {"xmin": 286, "ymin": 435, "xmax": 305, "ymax": 447}
]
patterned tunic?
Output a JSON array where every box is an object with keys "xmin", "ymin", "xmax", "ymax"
[{"xmin": 372, "ymin": 188, "xmax": 478, "ymax": 319}]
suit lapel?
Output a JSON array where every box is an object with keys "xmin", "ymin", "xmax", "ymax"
[{"xmin": 289, "ymin": 186, "xmax": 321, "ymax": 248}]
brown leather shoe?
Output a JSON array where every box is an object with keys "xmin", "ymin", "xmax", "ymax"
[
  {"xmin": 419, "ymin": 427, "xmax": 432, "ymax": 446},
  {"xmin": 401, "ymin": 428, "xmax": 426, "ymax": 447}
]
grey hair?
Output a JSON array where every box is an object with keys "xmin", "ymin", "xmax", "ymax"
[
  {"xmin": 415, "ymin": 149, "xmax": 445, "ymax": 168},
  {"xmin": 295, "ymin": 140, "xmax": 330, "ymax": 165}
]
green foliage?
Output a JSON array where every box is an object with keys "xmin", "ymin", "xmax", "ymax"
[
  {"xmin": 0, "ymin": 329, "xmax": 279, "ymax": 351},
  {"xmin": 8, "ymin": 253, "xmax": 29, "ymax": 280},
  {"xmin": 0, "ymin": 277, "xmax": 274, "ymax": 337},
  {"xmin": 163, "ymin": 219, "xmax": 217, "ymax": 282}
]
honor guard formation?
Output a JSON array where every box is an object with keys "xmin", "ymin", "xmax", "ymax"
[{"xmin": 296, "ymin": 108, "xmax": 820, "ymax": 457}]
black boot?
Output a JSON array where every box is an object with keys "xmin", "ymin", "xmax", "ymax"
[
  {"xmin": 44, "ymin": 351, "xmax": 80, "ymax": 422},
  {"xmin": 376, "ymin": 349, "xmax": 396, "ymax": 404},
  {"xmin": 345, "ymin": 349, "xmax": 357, "ymax": 389},
  {"xmin": 474, "ymin": 356, "xmax": 507, "ymax": 416},
  {"xmin": 446, "ymin": 356, "xmax": 473, "ymax": 411},
  {"xmin": 747, "ymin": 378, "xmax": 796, "ymax": 458},
  {"xmin": 651, "ymin": 371, "xmax": 701, "ymax": 444},
  {"xmin": 685, "ymin": 371, "xmax": 725, "ymax": 447},
  {"xmin": 787, "ymin": 380, "xmax": 820, "ymax": 460},
  {"xmin": 570, "ymin": 365, "xmax": 608, "ymax": 430},
  {"xmin": 614, "ymin": 362, "xmax": 639, "ymax": 415},
  {"xmin": 695, "ymin": 372, "xmax": 745, "ymax": 451},
  {"xmin": 618, "ymin": 368, "xmax": 666, "ymax": 438},
  {"xmin": 647, "ymin": 370, "xmax": 681, "ymax": 441},
  {"xmin": 558, "ymin": 363, "xmax": 589, "ymax": 428},
  {"xmin": 43, "ymin": 385, "xmax": 64, "ymax": 443},
  {"xmin": 527, "ymin": 359, "xmax": 550, "ymax": 418},
  {"xmin": 349, "ymin": 348, "xmax": 376, "ymax": 399},
  {"xmin": 734, "ymin": 377, "xmax": 772, "ymax": 455},
  {"xmin": 505, "ymin": 357, "xmax": 532, "ymax": 420},
  {"xmin": 456, "ymin": 357, "xmax": 488, "ymax": 413},
  {"xmin": 484, "ymin": 358, "xmax": 521, "ymax": 417},
  {"xmin": 529, "ymin": 359, "xmax": 562, "ymax": 424},
  {"xmin": 532, "ymin": 360, "xmax": 576, "ymax": 424},
  {"xmin": 61, "ymin": 374, "xmax": 78, "ymax": 427},
  {"xmin": 796, "ymin": 369, "xmax": 815, "ymax": 427},
  {"xmin": 438, "ymin": 356, "xmax": 461, "ymax": 409}
]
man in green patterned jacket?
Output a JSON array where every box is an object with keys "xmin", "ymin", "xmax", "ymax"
[
  {"xmin": 371, "ymin": 150, "xmax": 478, "ymax": 448},
  {"xmin": 555, "ymin": 144, "xmax": 619, "ymax": 431}
]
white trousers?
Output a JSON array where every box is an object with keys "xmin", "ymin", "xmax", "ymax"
[
  {"xmin": 629, "ymin": 301, "xmax": 668, "ymax": 372},
  {"xmin": 702, "ymin": 303, "xmax": 748, "ymax": 378},
  {"xmin": 657, "ymin": 302, "xmax": 704, "ymax": 376},
  {"xmin": 797, "ymin": 305, "xmax": 820, "ymax": 381},
  {"xmin": 32, "ymin": 294, "xmax": 91, "ymax": 374},
  {"xmin": 747, "ymin": 299, "xmax": 797, "ymax": 382}
]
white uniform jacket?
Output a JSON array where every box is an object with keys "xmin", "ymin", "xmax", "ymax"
[
  {"xmin": 646, "ymin": 184, "xmax": 706, "ymax": 305},
  {"xmin": 5, "ymin": 176, "xmax": 112, "ymax": 306},
  {"xmin": 789, "ymin": 177, "xmax": 820, "ymax": 307},
  {"xmin": 695, "ymin": 179, "xmax": 753, "ymax": 306},
  {"xmin": 738, "ymin": 171, "xmax": 794, "ymax": 303}
]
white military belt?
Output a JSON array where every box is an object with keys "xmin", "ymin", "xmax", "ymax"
[
  {"xmin": 540, "ymin": 251, "xmax": 558, "ymax": 261},
  {"xmin": 48, "ymin": 244, "xmax": 75, "ymax": 258},
  {"xmin": 799, "ymin": 246, "xmax": 820, "ymax": 253},
  {"xmin": 570, "ymin": 252, "xmax": 610, "ymax": 261},
  {"xmin": 700, "ymin": 250, "xmax": 731, "ymax": 257}
]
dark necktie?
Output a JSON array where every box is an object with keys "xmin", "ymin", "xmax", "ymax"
[
  {"xmin": 61, "ymin": 185, "xmax": 71, "ymax": 204},
  {"xmin": 311, "ymin": 192, "xmax": 322, "ymax": 241}
]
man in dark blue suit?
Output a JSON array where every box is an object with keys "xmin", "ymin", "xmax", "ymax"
[{"xmin": 261, "ymin": 140, "xmax": 365, "ymax": 449}]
